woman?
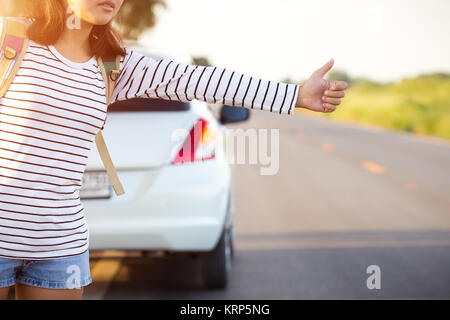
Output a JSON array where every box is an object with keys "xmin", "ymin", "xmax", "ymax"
[{"xmin": 0, "ymin": 0, "xmax": 348, "ymax": 300}]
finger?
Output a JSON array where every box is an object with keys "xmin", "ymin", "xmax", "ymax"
[
  {"xmin": 324, "ymin": 90, "xmax": 345, "ymax": 98},
  {"xmin": 322, "ymin": 96, "xmax": 341, "ymax": 105},
  {"xmin": 329, "ymin": 80, "xmax": 348, "ymax": 91},
  {"xmin": 322, "ymin": 103, "xmax": 336, "ymax": 112},
  {"xmin": 313, "ymin": 58, "xmax": 334, "ymax": 78}
]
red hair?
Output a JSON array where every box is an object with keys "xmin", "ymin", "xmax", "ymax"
[{"xmin": 24, "ymin": 0, "xmax": 126, "ymax": 58}]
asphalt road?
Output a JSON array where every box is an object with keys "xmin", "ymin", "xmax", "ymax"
[{"xmin": 36, "ymin": 110, "xmax": 450, "ymax": 299}]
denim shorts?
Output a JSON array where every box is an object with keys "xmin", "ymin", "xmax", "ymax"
[{"xmin": 0, "ymin": 249, "xmax": 92, "ymax": 289}]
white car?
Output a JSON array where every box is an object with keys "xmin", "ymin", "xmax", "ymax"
[{"xmin": 81, "ymin": 47, "xmax": 250, "ymax": 289}]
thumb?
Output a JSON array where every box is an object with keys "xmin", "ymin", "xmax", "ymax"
[{"xmin": 313, "ymin": 58, "xmax": 334, "ymax": 78}]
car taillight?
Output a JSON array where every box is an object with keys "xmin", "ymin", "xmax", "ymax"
[{"xmin": 172, "ymin": 118, "xmax": 216, "ymax": 164}]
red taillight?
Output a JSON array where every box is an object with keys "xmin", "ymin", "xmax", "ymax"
[{"xmin": 172, "ymin": 118, "xmax": 216, "ymax": 164}]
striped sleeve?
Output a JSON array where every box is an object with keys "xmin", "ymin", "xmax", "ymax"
[{"xmin": 110, "ymin": 48, "xmax": 299, "ymax": 115}]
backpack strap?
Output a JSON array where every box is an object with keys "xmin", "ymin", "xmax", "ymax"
[
  {"xmin": 0, "ymin": 18, "xmax": 29, "ymax": 97},
  {"xmin": 96, "ymin": 55, "xmax": 125, "ymax": 196}
]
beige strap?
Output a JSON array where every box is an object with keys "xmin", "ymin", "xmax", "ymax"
[
  {"xmin": 96, "ymin": 56, "xmax": 125, "ymax": 196},
  {"xmin": 94, "ymin": 131, "xmax": 124, "ymax": 196}
]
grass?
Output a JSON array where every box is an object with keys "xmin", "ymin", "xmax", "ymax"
[{"xmin": 297, "ymin": 73, "xmax": 450, "ymax": 140}]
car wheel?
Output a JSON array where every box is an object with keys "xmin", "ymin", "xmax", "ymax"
[
  {"xmin": 200, "ymin": 227, "xmax": 232, "ymax": 289},
  {"xmin": 228, "ymin": 224, "xmax": 235, "ymax": 260}
]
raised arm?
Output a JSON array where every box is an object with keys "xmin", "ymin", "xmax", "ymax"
[{"xmin": 110, "ymin": 48, "xmax": 299, "ymax": 115}]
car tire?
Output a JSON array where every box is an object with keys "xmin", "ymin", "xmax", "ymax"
[
  {"xmin": 200, "ymin": 226, "xmax": 233, "ymax": 289},
  {"xmin": 229, "ymin": 224, "xmax": 235, "ymax": 260}
]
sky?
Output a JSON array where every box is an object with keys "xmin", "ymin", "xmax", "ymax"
[{"xmin": 140, "ymin": 0, "xmax": 450, "ymax": 83}]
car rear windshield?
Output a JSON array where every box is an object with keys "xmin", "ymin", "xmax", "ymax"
[{"xmin": 108, "ymin": 98, "xmax": 190, "ymax": 112}]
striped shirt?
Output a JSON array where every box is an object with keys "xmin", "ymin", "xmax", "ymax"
[{"xmin": 0, "ymin": 37, "xmax": 299, "ymax": 260}]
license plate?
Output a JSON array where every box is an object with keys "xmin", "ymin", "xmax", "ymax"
[{"xmin": 80, "ymin": 171, "xmax": 112, "ymax": 199}]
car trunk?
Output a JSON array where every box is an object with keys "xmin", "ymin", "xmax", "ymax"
[
  {"xmin": 80, "ymin": 98, "xmax": 197, "ymax": 200},
  {"xmin": 85, "ymin": 98, "xmax": 197, "ymax": 170}
]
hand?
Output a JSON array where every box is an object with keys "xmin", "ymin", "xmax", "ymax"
[{"xmin": 295, "ymin": 59, "xmax": 348, "ymax": 113}]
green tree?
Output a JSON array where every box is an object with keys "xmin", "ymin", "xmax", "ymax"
[
  {"xmin": 326, "ymin": 69, "xmax": 353, "ymax": 86},
  {"xmin": 192, "ymin": 56, "xmax": 212, "ymax": 66},
  {"xmin": 117, "ymin": 0, "xmax": 166, "ymax": 40}
]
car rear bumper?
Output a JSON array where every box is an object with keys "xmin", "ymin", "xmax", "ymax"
[{"xmin": 82, "ymin": 161, "xmax": 233, "ymax": 252}]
